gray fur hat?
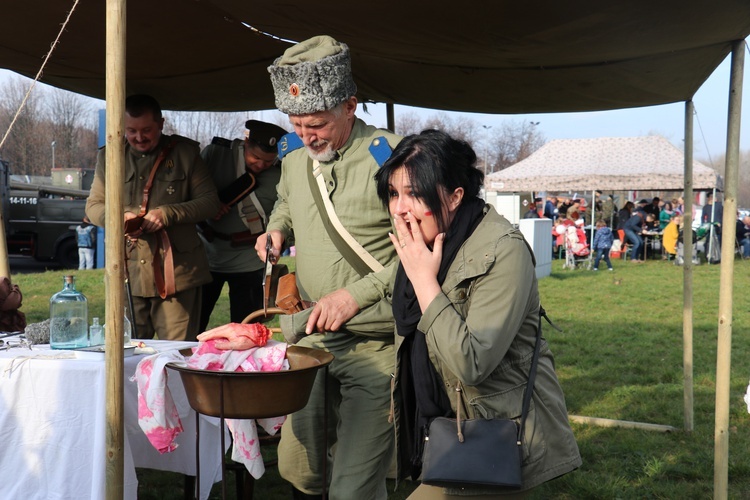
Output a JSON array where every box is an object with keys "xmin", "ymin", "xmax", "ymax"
[{"xmin": 268, "ymin": 35, "xmax": 357, "ymax": 115}]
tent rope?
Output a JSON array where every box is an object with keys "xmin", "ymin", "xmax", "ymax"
[{"xmin": 0, "ymin": 0, "xmax": 81, "ymax": 152}]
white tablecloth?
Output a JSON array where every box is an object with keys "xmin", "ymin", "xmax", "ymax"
[{"xmin": 0, "ymin": 340, "xmax": 229, "ymax": 500}]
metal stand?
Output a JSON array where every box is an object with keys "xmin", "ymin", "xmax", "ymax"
[{"xmin": 189, "ymin": 365, "xmax": 331, "ymax": 500}]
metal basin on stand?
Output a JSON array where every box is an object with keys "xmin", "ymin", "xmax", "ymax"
[
  {"xmin": 165, "ymin": 344, "xmax": 334, "ymax": 500},
  {"xmin": 166, "ymin": 345, "xmax": 334, "ymax": 419}
]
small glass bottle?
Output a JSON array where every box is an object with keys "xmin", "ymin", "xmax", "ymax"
[
  {"xmin": 50, "ymin": 275, "xmax": 89, "ymax": 349},
  {"xmin": 89, "ymin": 317, "xmax": 103, "ymax": 346}
]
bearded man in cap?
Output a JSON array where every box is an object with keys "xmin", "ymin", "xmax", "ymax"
[
  {"xmin": 256, "ymin": 35, "xmax": 401, "ymax": 499},
  {"xmin": 198, "ymin": 120, "xmax": 288, "ymax": 331}
]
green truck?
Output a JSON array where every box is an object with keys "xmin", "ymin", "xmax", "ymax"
[{"xmin": 1, "ymin": 159, "xmax": 89, "ymax": 269}]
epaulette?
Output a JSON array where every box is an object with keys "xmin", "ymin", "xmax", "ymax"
[
  {"xmin": 277, "ymin": 132, "xmax": 304, "ymax": 160},
  {"xmin": 368, "ymin": 136, "xmax": 393, "ymax": 167},
  {"xmin": 169, "ymin": 134, "xmax": 200, "ymax": 147},
  {"xmin": 211, "ymin": 136, "xmax": 232, "ymax": 148}
]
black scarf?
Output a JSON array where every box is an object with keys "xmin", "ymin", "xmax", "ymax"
[{"xmin": 393, "ymin": 196, "xmax": 485, "ymax": 476}]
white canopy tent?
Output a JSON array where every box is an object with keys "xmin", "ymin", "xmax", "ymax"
[{"xmin": 485, "ymin": 136, "xmax": 723, "ymax": 193}]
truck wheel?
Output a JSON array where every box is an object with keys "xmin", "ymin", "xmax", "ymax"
[{"xmin": 57, "ymin": 239, "xmax": 80, "ymax": 269}]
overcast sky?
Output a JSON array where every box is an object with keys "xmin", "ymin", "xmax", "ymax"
[{"xmin": 2, "ymin": 48, "xmax": 749, "ymax": 167}]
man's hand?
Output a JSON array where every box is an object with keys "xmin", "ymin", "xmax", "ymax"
[
  {"xmin": 124, "ymin": 211, "xmax": 143, "ymax": 237},
  {"xmin": 141, "ymin": 208, "xmax": 166, "ymax": 233},
  {"xmin": 255, "ymin": 230, "xmax": 284, "ymax": 264},
  {"xmin": 305, "ymin": 289, "xmax": 359, "ymax": 334}
]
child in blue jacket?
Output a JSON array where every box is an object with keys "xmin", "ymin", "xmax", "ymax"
[{"xmin": 592, "ymin": 219, "xmax": 614, "ymax": 271}]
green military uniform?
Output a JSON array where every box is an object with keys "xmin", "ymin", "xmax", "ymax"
[
  {"xmin": 198, "ymin": 138, "xmax": 281, "ymax": 329},
  {"xmin": 269, "ymin": 118, "xmax": 400, "ymax": 499},
  {"xmin": 86, "ymin": 134, "xmax": 220, "ymax": 340}
]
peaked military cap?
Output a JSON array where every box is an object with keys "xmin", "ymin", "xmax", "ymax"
[{"xmin": 245, "ymin": 120, "xmax": 288, "ymax": 152}]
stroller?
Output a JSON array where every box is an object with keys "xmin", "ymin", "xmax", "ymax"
[{"xmin": 562, "ymin": 224, "xmax": 592, "ymax": 270}]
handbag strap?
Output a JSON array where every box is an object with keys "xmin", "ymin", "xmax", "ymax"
[
  {"xmin": 517, "ymin": 306, "xmax": 562, "ymax": 442},
  {"xmin": 306, "ymin": 157, "xmax": 384, "ymax": 277}
]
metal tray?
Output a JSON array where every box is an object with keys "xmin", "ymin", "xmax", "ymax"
[{"xmin": 166, "ymin": 345, "xmax": 334, "ymax": 419}]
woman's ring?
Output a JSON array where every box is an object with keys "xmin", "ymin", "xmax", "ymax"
[{"xmin": 400, "ymin": 242, "xmax": 407, "ymax": 248}]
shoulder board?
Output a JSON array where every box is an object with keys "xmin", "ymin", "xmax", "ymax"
[
  {"xmin": 168, "ymin": 134, "xmax": 200, "ymax": 147},
  {"xmin": 368, "ymin": 136, "xmax": 393, "ymax": 167},
  {"xmin": 211, "ymin": 136, "xmax": 232, "ymax": 148},
  {"xmin": 277, "ymin": 133, "xmax": 304, "ymax": 160}
]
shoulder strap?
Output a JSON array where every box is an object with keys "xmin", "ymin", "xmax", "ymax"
[
  {"xmin": 278, "ymin": 132, "xmax": 304, "ymax": 161},
  {"xmin": 517, "ymin": 307, "xmax": 562, "ymax": 442},
  {"xmin": 306, "ymin": 157, "xmax": 384, "ymax": 277},
  {"xmin": 138, "ymin": 140, "xmax": 177, "ymax": 217}
]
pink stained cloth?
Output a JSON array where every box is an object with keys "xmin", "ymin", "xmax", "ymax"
[{"xmin": 133, "ymin": 339, "xmax": 289, "ymax": 478}]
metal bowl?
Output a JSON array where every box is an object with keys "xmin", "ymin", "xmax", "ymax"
[{"xmin": 166, "ymin": 345, "xmax": 334, "ymax": 419}]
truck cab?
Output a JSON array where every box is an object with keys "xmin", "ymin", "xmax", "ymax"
[{"xmin": 1, "ymin": 159, "xmax": 89, "ymax": 268}]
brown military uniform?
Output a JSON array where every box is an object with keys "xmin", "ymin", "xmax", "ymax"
[{"xmin": 86, "ymin": 135, "xmax": 221, "ymax": 340}]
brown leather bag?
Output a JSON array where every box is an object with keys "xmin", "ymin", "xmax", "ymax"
[{"xmin": 275, "ymin": 273, "xmax": 304, "ymax": 314}]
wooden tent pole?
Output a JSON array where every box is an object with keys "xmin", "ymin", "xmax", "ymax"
[
  {"xmin": 105, "ymin": 0, "xmax": 127, "ymax": 498},
  {"xmin": 713, "ymin": 39, "xmax": 744, "ymax": 500},
  {"xmin": 682, "ymin": 100, "xmax": 694, "ymax": 433},
  {"xmin": 0, "ymin": 207, "xmax": 10, "ymax": 279}
]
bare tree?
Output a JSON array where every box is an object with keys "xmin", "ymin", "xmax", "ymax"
[
  {"xmin": 47, "ymin": 87, "xmax": 97, "ymax": 170},
  {"xmin": 489, "ymin": 120, "xmax": 545, "ymax": 173},
  {"xmin": 395, "ymin": 111, "xmax": 423, "ymax": 136},
  {"xmin": 0, "ymin": 76, "xmax": 48, "ymax": 175},
  {"xmin": 164, "ymin": 111, "xmax": 255, "ymax": 147}
]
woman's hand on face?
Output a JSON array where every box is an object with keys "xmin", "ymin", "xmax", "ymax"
[{"xmin": 391, "ymin": 212, "xmax": 445, "ymax": 308}]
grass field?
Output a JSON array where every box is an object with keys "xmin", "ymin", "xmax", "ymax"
[{"xmin": 11, "ymin": 255, "xmax": 750, "ymax": 499}]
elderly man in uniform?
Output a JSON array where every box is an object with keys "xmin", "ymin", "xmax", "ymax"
[
  {"xmin": 198, "ymin": 120, "xmax": 288, "ymax": 331},
  {"xmin": 86, "ymin": 94, "xmax": 220, "ymax": 341},
  {"xmin": 255, "ymin": 36, "xmax": 400, "ymax": 499}
]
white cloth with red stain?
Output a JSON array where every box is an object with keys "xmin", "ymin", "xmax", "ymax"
[{"xmin": 133, "ymin": 335, "xmax": 288, "ymax": 479}]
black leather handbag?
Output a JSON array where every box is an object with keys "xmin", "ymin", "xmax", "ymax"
[{"xmin": 421, "ymin": 307, "xmax": 552, "ymax": 489}]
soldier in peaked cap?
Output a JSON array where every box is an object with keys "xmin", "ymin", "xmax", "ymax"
[
  {"xmin": 256, "ymin": 35, "xmax": 401, "ymax": 499},
  {"xmin": 198, "ymin": 119, "xmax": 288, "ymax": 331}
]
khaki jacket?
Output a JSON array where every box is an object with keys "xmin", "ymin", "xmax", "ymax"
[
  {"xmin": 86, "ymin": 135, "xmax": 220, "ymax": 297},
  {"xmin": 394, "ymin": 205, "xmax": 581, "ymax": 493}
]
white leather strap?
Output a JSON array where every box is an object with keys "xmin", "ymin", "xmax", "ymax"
[{"xmin": 313, "ymin": 160, "xmax": 384, "ymax": 273}]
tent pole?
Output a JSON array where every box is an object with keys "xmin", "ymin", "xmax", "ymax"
[
  {"xmin": 683, "ymin": 100, "xmax": 695, "ymax": 433},
  {"xmin": 590, "ymin": 190, "xmax": 596, "ymax": 246},
  {"xmin": 707, "ymin": 186, "xmax": 717, "ymax": 263},
  {"xmin": 105, "ymin": 0, "xmax": 127, "ymax": 498},
  {"xmin": 386, "ymin": 102, "xmax": 395, "ymax": 132},
  {"xmin": 714, "ymin": 38, "xmax": 744, "ymax": 500}
]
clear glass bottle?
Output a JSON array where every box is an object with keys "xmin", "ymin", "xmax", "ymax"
[
  {"xmin": 103, "ymin": 311, "xmax": 132, "ymax": 347},
  {"xmin": 89, "ymin": 317, "xmax": 103, "ymax": 346},
  {"xmin": 123, "ymin": 314, "xmax": 132, "ymax": 346},
  {"xmin": 50, "ymin": 275, "xmax": 89, "ymax": 349}
]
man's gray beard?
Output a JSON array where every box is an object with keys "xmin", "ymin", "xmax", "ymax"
[{"xmin": 306, "ymin": 144, "xmax": 337, "ymax": 162}]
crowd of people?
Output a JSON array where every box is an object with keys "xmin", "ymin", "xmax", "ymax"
[
  {"xmin": 84, "ymin": 35, "xmax": 581, "ymax": 499},
  {"xmin": 539, "ymin": 189, "xmax": 749, "ymax": 268}
]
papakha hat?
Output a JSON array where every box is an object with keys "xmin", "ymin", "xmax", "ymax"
[
  {"xmin": 268, "ymin": 35, "xmax": 357, "ymax": 115},
  {"xmin": 244, "ymin": 120, "xmax": 288, "ymax": 152}
]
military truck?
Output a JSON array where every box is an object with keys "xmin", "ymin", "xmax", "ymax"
[{"xmin": 1, "ymin": 159, "xmax": 89, "ymax": 269}]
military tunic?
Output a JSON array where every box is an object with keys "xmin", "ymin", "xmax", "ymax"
[
  {"xmin": 198, "ymin": 138, "xmax": 281, "ymax": 328},
  {"xmin": 268, "ymin": 118, "xmax": 401, "ymax": 499},
  {"xmin": 86, "ymin": 134, "xmax": 220, "ymax": 340}
]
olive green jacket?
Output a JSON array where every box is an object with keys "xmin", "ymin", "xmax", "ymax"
[
  {"xmin": 394, "ymin": 205, "xmax": 581, "ymax": 493},
  {"xmin": 269, "ymin": 118, "xmax": 401, "ymax": 338},
  {"xmin": 86, "ymin": 135, "xmax": 220, "ymax": 297}
]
